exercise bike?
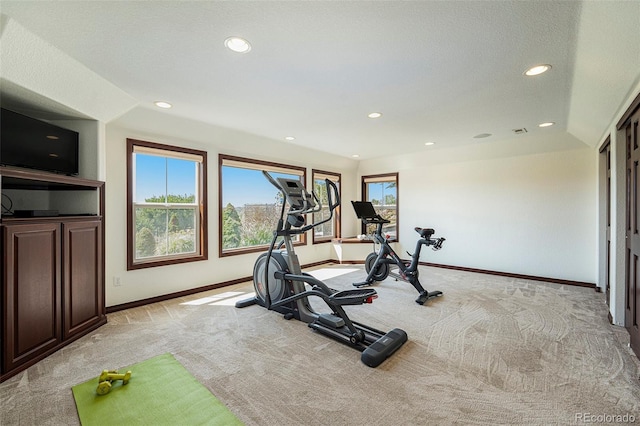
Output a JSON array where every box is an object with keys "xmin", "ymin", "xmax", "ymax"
[
  {"xmin": 235, "ymin": 171, "xmax": 407, "ymax": 368},
  {"xmin": 351, "ymin": 201, "xmax": 445, "ymax": 305}
]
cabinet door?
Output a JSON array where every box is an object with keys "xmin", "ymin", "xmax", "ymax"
[
  {"xmin": 63, "ymin": 220, "xmax": 105, "ymax": 339},
  {"xmin": 2, "ymin": 223, "xmax": 62, "ymax": 372}
]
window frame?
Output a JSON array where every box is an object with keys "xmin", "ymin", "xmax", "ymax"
[
  {"xmin": 361, "ymin": 172, "xmax": 399, "ymax": 242},
  {"xmin": 312, "ymin": 169, "xmax": 341, "ymax": 244},
  {"xmin": 219, "ymin": 154, "xmax": 307, "ymax": 257},
  {"xmin": 126, "ymin": 138, "xmax": 208, "ymax": 270}
]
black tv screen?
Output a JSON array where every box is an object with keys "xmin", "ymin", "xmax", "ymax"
[{"xmin": 1, "ymin": 108, "xmax": 79, "ymax": 175}]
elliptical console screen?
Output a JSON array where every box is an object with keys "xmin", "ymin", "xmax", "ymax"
[{"xmin": 276, "ymin": 177, "xmax": 315, "ymax": 210}]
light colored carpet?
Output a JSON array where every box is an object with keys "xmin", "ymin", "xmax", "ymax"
[{"xmin": 1, "ymin": 265, "xmax": 639, "ymax": 425}]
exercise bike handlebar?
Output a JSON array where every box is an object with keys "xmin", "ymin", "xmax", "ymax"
[{"xmin": 422, "ymin": 236, "xmax": 446, "ymax": 251}]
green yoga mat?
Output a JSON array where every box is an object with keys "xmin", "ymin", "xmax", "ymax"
[{"xmin": 72, "ymin": 353, "xmax": 243, "ymax": 426}]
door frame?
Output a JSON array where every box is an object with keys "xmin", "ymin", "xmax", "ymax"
[
  {"xmin": 620, "ymin": 93, "xmax": 640, "ymax": 359},
  {"xmin": 599, "ymin": 137, "xmax": 611, "ymax": 310}
]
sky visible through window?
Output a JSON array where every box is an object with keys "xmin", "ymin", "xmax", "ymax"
[
  {"xmin": 135, "ymin": 154, "xmax": 197, "ymax": 202},
  {"xmin": 222, "ymin": 166, "xmax": 299, "ymax": 207},
  {"xmin": 135, "ymin": 155, "xmax": 304, "ymax": 207},
  {"xmin": 367, "ymin": 182, "xmax": 396, "ymax": 205}
]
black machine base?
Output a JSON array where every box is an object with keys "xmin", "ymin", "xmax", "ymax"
[
  {"xmin": 415, "ymin": 290, "xmax": 443, "ymax": 305},
  {"xmin": 308, "ymin": 318, "xmax": 407, "ymax": 368},
  {"xmin": 361, "ymin": 328, "xmax": 408, "ymax": 368},
  {"xmin": 235, "ymin": 297, "xmax": 258, "ymax": 309}
]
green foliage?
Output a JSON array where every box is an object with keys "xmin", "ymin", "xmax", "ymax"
[
  {"xmin": 134, "ymin": 193, "xmax": 197, "ymax": 259},
  {"xmin": 222, "ymin": 203, "xmax": 242, "ymax": 249},
  {"xmin": 156, "ymin": 229, "xmax": 195, "ymax": 255},
  {"xmin": 136, "ymin": 195, "xmax": 195, "ymax": 240},
  {"xmin": 239, "ymin": 203, "xmax": 278, "ymax": 247},
  {"xmin": 221, "ymin": 202, "xmax": 280, "ymax": 250},
  {"xmin": 241, "ymin": 227, "xmax": 273, "ymax": 247},
  {"xmin": 145, "ymin": 194, "xmax": 195, "ymax": 203},
  {"xmin": 136, "ymin": 227, "xmax": 156, "ymax": 257},
  {"xmin": 384, "ymin": 194, "xmax": 396, "ymax": 205},
  {"xmin": 168, "ymin": 213, "xmax": 179, "ymax": 233}
]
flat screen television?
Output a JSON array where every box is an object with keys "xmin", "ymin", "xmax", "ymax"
[{"xmin": 1, "ymin": 107, "xmax": 79, "ymax": 175}]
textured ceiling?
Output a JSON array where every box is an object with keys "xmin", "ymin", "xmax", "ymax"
[{"xmin": 1, "ymin": 1, "xmax": 638, "ymax": 160}]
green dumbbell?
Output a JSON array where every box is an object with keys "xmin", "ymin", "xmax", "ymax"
[{"xmin": 96, "ymin": 370, "xmax": 132, "ymax": 395}]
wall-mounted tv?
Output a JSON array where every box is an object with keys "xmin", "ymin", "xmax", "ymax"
[{"xmin": 1, "ymin": 107, "xmax": 79, "ymax": 176}]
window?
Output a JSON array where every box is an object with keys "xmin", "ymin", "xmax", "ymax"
[
  {"xmin": 312, "ymin": 169, "xmax": 341, "ymax": 243},
  {"xmin": 219, "ymin": 154, "xmax": 306, "ymax": 256},
  {"xmin": 361, "ymin": 172, "xmax": 398, "ymax": 241},
  {"xmin": 127, "ymin": 139, "xmax": 207, "ymax": 270}
]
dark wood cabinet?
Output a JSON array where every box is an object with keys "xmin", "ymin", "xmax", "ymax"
[
  {"xmin": 2, "ymin": 222, "xmax": 62, "ymax": 372},
  {"xmin": 0, "ymin": 167, "xmax": 106, "ymax": 382},
  {"xmin": 63, "ymin": 219, "xmax": 104, "ymax": 340}
]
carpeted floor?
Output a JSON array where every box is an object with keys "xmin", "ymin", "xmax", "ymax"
[{"xmin": 1, "ymin": 265, "xmax": 639, "ymax": 425}]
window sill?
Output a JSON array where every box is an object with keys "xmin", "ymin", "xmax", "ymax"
[{"xmin": 332, "ymin": 237, "xmax": 398, "ymax": 244}]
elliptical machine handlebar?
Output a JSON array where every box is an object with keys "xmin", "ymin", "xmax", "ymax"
[
  {"xmin": 299, "ymin": 178, "xmax": 340, "ymax": 232},
  {"xmin": 325, "ymin": 178, "xmax": 340, "ymax": 210},
  {"xmin": 261, "ymin": 171, "xmax": 340, "ymax": 232}
]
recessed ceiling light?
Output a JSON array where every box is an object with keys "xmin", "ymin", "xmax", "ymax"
[
  {"xmin": 524, "ymin": 64, "xmax": 552, "ymax": 76},
  {"xmin": 367, "ymin": 112, "xmax": 382, "ymax": 119},
  {"xmin": 425, "ymin": 142, "xmax": 435, "ymax": 146},
  {"xmin": 352, "ymin": 154, "xmax": 360, "ymax": 158},
  {"xmin": 285, "ymin": 136, "xmax": 295, "ymax": 141},
  {"xmin": 538, "ymin": 122, "xmax": 555, "ymax": 128},
  {"xmin": 225, "ymin": 37, "xmax": 251, "ymax": 53},
  {"xmin": 473, "ymin": 133, "xmax": 492, "ymax": 139},
  {"xmin": 46, "ymin": 135, "xmax": 59, "ymax": 140},
  {"xmin": 154, "ymin": 101, "xmax": 172, "ymax": 109}
]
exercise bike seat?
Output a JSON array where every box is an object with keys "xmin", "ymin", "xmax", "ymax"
[
  {"xmin": 415, "ymin": 227, "xmax": 435, "ymax": 239},
  {"xmin": 329, "ymin": 288, "xmax": 378, "ymax": 306}
]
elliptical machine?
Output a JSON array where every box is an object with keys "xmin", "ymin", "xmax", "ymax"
[
  {"xmin": 235, "ymin": 171, "xmax": 407, "ymax": 368},
  {"xmin": 351, "ymin": 201, "xmax": 445, "ymax": 305}
]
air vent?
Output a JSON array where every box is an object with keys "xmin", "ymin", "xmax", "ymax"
[{"xmin": 512, "ymin": 128, "xmax": 528, "ymax": 135}]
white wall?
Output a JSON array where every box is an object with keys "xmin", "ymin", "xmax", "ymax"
[
  {"xmin": 104, "ymin": 106, "xmax": 359, "ymax": 307},
  {"xmin": 358, "ymin": 143, "xmax": 597, "ymax": 283},
  {"xmin": 106, "ymin": 107, "xmax": 599, "ymax": 307}
]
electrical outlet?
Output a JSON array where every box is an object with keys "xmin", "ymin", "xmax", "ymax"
[{"xmin": 113, "ymin": 276, "xmax": 121, "ymax": 287}]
